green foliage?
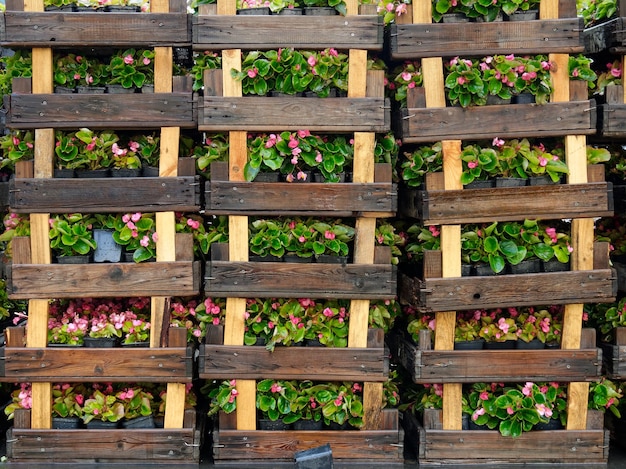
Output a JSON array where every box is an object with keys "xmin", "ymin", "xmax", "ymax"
[{"xmin": 49, "ymin": 213, "xmax": 97, "ymax": 258}]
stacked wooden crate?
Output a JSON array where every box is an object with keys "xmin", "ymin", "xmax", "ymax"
[
  {"xmin": 194, "ymin": 0, "xmax": 403, "ymax": 464},
  {"xmin": 390, "ymin": 0, "xmax": 616, "ymax": 465},
  {"xmin": 0, "ymin": 0, "xmax": 201, "ymax": 463}
]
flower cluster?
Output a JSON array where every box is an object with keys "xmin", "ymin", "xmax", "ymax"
[
  {"xmin": 169, "ymin": 296, "xmax": 227, "ymax": 343},
  {"xmin": 387, "ymin": 61, "xmax": 424, "ymax": 108},
  {"xmin": 0, "ymin": 130, "xmax": 35, "ymax": 173},
  {"xmin": 594, "ymin": 59, "xmax": 622, "ymax": 96}
]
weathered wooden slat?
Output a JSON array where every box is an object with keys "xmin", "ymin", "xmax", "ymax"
[
  {"xmin": 1, "ymin": 12, "xmax": 191, "ymax": 46},
  {"xmin": 0, "ymin": 181, "xmax": 9, "ymax": 209},
  {"xmin": 205, "ymin": 261, "xmax": 396, "ymax": 299},
  {"xmin": 192, "ymin": 15, "xmax": 383, "ymax": 50},
  {"xmin": 599, "ymin": 103, "xmax": 626, "ymax": 137},
  {"xmin": 9, "ymin": 261, "xmax": 200, "ymax": 299},
  {"xmin": 397, "ymin": 338, "xmax": 601, "ymax": 383},
  {"xmin": 10, "ymin": 176, "xmax": 200, "ymax": 213},
  {"xmin": 198, "ymin": 96, "xmax": 390, "ymax": 132},
  {"xmin": 389, "ymin": 18, "xmax": 583, "ymax": 59},
  {"xmin": 6, "ymin": 93, "xmax": 196, "ymax": 129},
  {"xmin": 399, "ymin": 270, "xmax": 616, "ymax": 312},
  {"xmin": 397, "ymin": 101, "xmax": 596, "ymax": 143},
  {"xmin": 598, "ymin": 327, "xmax": 626, "ymax": 379},
  {"xmin": 2, "ymin": 347, "xmax": 192, "ymax": 382},
  {"xmin": 402, "ymin": 182, "xmax": 613, "ymax": 224},
  {"xmin": 401, "ymin": 412, "xmax": 608, "ymax": 466},
  {"xmin": 206, "ymin": 181, "xmax": 397, "ymax": 214},
  {"xmin": 7, "ymin": 428, "xmax": 199, "ymax": 462},
  {"xmin": 213, "ymin": 428, "xmax": 403, "ymax": 462},
  {"xmin": 582, "ymin": 17, "xmax": 618, "ymax": 53},
  {"xmin": 199, "ymin": 344, "xmax": 387, "ymax": 381}
]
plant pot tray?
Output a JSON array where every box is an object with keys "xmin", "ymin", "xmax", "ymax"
[
  {"xmin": 403, "ymin": 410, "xmax": 609, "ymax": 467},
  {"xmin": 402, "ymin": 182, "xmax": 613, "ymax": 224},
  {"xmin": 5, "ymin": 93, "xmax": 196, "ymax": 130},
  {"xmin": 198, "ymin": 96, "xmax": 389, "ymax": 132},
  {"xmin": 212, "ymin": 409, "xmax": 403, "ymax": 465},
  {"xmin": 0, "ymin": 12, "xmax": 191, "ymax": 47},
  {"xmin": 398, "ymin": 269, "xmax": 616, "ymax": 312},
  {"xmin": 205, "ymin": 260, "xmax": 396, "ymax": 299},
  {"xmin": 10, "ymin": 176, "xmax": 200, "ymax": 213},
  {"xmin": 193, "ymin": 14, "xmax": 383, "ymax": 50},
  {"xmin": 391, "ymin": 330, "xmax": 602, "ymax": 384},
  {"xmin": 9, "ymin": 261, "xmax": 201, "ymax": 299},
  {"xmin": 395, "ymin": 100, "xmax": 596, "ymax": 143},
  {"xmin": 0, "ymin": 345, "xmax": 193, "ymax": 382},
  {"xmin": 598, "ymin": 328, "xmax": 626, "ymax": 380},
  {"xmin": 6, "ymin": 427, "xmax": 200, "ymax": 463},
  {"xmin": 388, "ymin": 18, "xmax": 583, "ymax": 59}
]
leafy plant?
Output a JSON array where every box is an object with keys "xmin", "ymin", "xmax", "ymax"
[
  {"xmin": 107, "ymin": 48, "xmax": 155, "ymax": 89},
  {"xmin": 0, "ymin": 130, "xmax": 35, "ymax": 171},
  {"xmin": 112, "ymin": 212, "xmax": 158, "ymax": 263},
  {"xmin": 401, "ymin": 142, "xmax": 444, "ymax": 188},
  {"xmin": 49, "ymin": 213, "xmax": 97, "ymax": 258}
]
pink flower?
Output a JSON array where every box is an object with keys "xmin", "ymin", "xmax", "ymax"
[
  {"xmin": 492, "ymin": 137, "xmax": 504, "ymax": 147},
  {"xmin": 479, "ymin": 391, "xmax": 489, "ymax": 400},
  {"xmin": 307, "ymin": 56, "xmax": 317, "ymax": 67},
  {"xmin": 611, "ymin": 67, "xmax": 622, "ymax": 78},
  {"xmin": 428, "ymin": 225, "xmax": 440, "ymax": 237},
  {"xmin": 247, "ymin": 68, "xmax": 258, "ymax": 78},
  {"xmin": 324, "ymin": 230, "xmax": 335, "ymax": 240},
  {"xmin": 143, "ymin": 57, "xmax": 151, "ymax": 66},
  {"xmin": 296, "ymin": 171, "xmax": 307, "ymax": 181},
  {"xmin": 270, "ymin": 383, "xmax": 282, "ymax": 393},
  {"xmin": 395, "ymin": 3, "xmax": 407, "ymax": 14},
  {"xmin": 401, "ymin": 72, "xmax": 412, "ymax": 82},
  {"xmin": 140, "ymin": 235, "xmax": 150, "ymax": 247},
  {"xmin": 506, "ymin": 407, "xmax": 514, "ymax": 415},
  {"xmin": 315, "ymin": 151, "xmax": 323, "ymax": 163},
  {"xmin": 457, "ymin": 76, "xmax": 468, "ymax": 85},
  {"xmin": 131, "ymin": 212, "xmax": 141, "ymax": 222},
  {"xmin": 467, "ymin": 161, "xmax": 478, "ymax": 169},
  {"xmin": 124, "ymin": 54, "xmax": 134, "ymax": 65},
  {"xmin": 472, "ymin": 408, "xmax": 485, "ymax": 420}
]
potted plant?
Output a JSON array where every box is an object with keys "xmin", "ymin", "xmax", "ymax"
[
  {"xmin": 304, "ymin": 299, "xmax": 349, "ymax": 347},
  {"xmin": 131, "ymin": 132, "xmax": 160, "ymax": 176},
  {"xmin": 501, "ymin": 0, "xmax": 540, "ymax": 19},
  {"xmin": 388, "ymin": 60, "xmax": 423, "ymax": 108},
  {"xmin": 52, "ymin": 383, "xmax": 87, "ymax": 429},
  {"xmin": 243, "ymin": 298, "xmax": 278, "ymax": 346},
  {"xmin": 82, "ymin": 386, "xmax": 125, "ymax": 428},
  {"xmin": 316, "ymin": 381, "xmax": 364, "ymax": 429},
  {"xmin": 205, "ymin": 379, "xmax": 238, "ymax": 418},
  {"xmin": 454, "ymin": 310, "xmax": 484, "ymax": 349},
  {"xmin": 190, "ymin": 50, "xmax": 222, "ymax": 93},
  {"xmin": 120, "ymin": 311, "xmax": 151, "ymax": 346},
  {"xmin": 445, "ymin": 56, "xmax": 487, "ymax": 107},
  {"xmin": 112, "ymin": 212, "xmax": 158, "ymax": 263},
  {"xmin": 263, "ymin": 298, "xmax": 307, "ymax": 350},
  {"xmin": 460, "ymin": 143, "xmax": 499, "ymax": 187},
  {"xmin": 47, "ymin": 306, "xmax": 89, "ymax": 346},
  {"xmin": 479, "ymin": 314, "xmax": 518, "ymax": 348},
  {"xmin": 85, "ymin": 310, "xmax": 123, "ymax": 347},
  {"xmin": 249, "ymin": 218, "xmax": 289, "ymax": 260},
  {"xmin": 49, "ymin": 213, "xmax": 98, "ymax": 263},
  {"xmin": 4, "ymin": 383, "xmax": 32, "ymax": 421},
  {"xmin": 73, "ymin": 128, "xmax": 118, "ymax": 176},
  {"xmin": 0, "ymin": 130, "xmax": 35, "ymax": 175},
  {"xmin": 406, "ymin": 310, "xmax": 436, "ymax": 345},
  {"xmin": 256, "ymin": 379, "xmax": 300, "ymax": 429},
  {"xmin": 107, "ymin": 48, "xmax": 155, "ymax": 92},
  {"xmin": 585, "ymin": 297, "xmax": 626, "ymax": 343},
  {"xmin": 368, "ymin": 298, "xmax": 402, "ymax": 334},
  {"xmin": 188, "ymin": 133, "xmax": 228, "ymax": 180},
  {"xmin": 400, "ymin": 142, "xmax": 443, "ymax": 189},
  {"xmin": 593, "ymin": 59, "xmax": 622, "ymax": 97},
  {"xmin": 309, "ymin": 219, "xmax": 355, "ymax": 263},
  {"xmin": 511, "ymin": 55, "xmax": 553, "ymax": 104},
  {"xmin": 118, "ymin": 386, "xmax": 155, "ymax": 428},
  {"xmin": 109, "ymin": 140, "xmax": 142, "ymax": 177},
  {"xmin": 291, "ymin": 380, "xmax": 325, "ymax": 430}
]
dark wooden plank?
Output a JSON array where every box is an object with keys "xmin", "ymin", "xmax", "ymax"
[
  {"xmin": 2, "ymin": 347, "xmax": 191, "ymax": 382},
  {"xmin": 0, "ymin": 181, "xmax": 9, "ymax": 209},
  {"xmin": 419, "ymin": 427, "xmax": 608, "ymax": 463},
  {"xmin": 198, "ymin": 97, "xmax": 389, "ymax": 132},
  {"xmin": 401, "ymin": 270, "xmax": 616, "ymax": 312},
  {"xmin": 192, "ymin": 15, "xmax": 383, "ymax": 50},
  {"xmin": 205, "ymin": 261, "xmax": 396, "ymax": 299},
  {"xmin": 213, "ymin": 428, "xmax": 403, "ymax": 462},
  {"xmin": 199, "ymin": 344, "xmax": 387, "ymax": 381},
  {"xmin": 6, "ymin": 93, "xmax": 196, "ymax": 130},
  {"xmin": 599, "ymin": 103, "xmax": 626, "ymax": 138},
  {"xmin": 398, "ymin": 101, "xmax": 596, "ymax": 143},
  {"xmin": 389, "ymin": 18, "xmax": 583, "ymax": 59},
  {"xmin": 9, "ymin": 261, "xmax": 200, "ymax": 299},
  {"xmin": 583, "ymin": 17, "xmax": 618, "ymax": 54},
  {"xmin": 398, "ymin": 339, "xmax": 601, "ymax": 383},
  {"xmin": 7, "ymin": 428, "xmax": 199, "ymax": 462},
  {"xmin": 407, "ymin": 182, "xmax": 612, "ymax": 224},
  {"xmin": 1, "ymin": 12, "xmax": 190, "ymax": 47},
  {"xmin": 206, "ymin": 181, "xmax": 396, "ymax": 215},
  {"xmin": 10, "ymin": 176, "xmax": 200, "ymax": 213}
]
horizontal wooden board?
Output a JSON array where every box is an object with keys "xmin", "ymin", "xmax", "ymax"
[
  {"xmin": 401, "ymin": 412, "xmax": 608, "ymax": 466},
  {"xmin": 9, "ymin": 261, "xmax": 200, "ymax": 299},
  {"xmin": 389, "ymin": 18, "xmax": 583, "ymax": 59},
  {"xmin": 599, "ymin": 342, "xmax": 626, "ymax": 380},
  {"xmin": 599, "ymin": 103, "xmax": 626, "ymax": 137},
  {"xmin": 400, "ymin": 270, "xmax": 616, "ymax": 312},
  {"xmin": 582, "ymin": 17, "xmax": 618, "ymax": 54},
  {"xmin": 198, "ymin": 97, "xmax": 390, "ymax": 132},
  {"xmin": 403, "ymin": 182, "xmax": 613, "ymax": 224},
  {"xmin": 1, "ymin": 12, "xmax": 191, "ymax": 46},
  {"xmin": 10, "ymin": 176, "xmax": 200, "ymax": 213},
  {"xmin": 397, "ymin": 100, "xmax": 596, "ymax": 143},
  {"xmin": 7, "ymin": 427, "xmax": 199, "ymax": 462},
  {"xmin": 1, "ymin": 346, "xmax": 192, "ymax": 382},
  {"xmin": 6, "ymin": 93, "xmax": 196, "ymax": 129},
  {"xmin": 205, "ymin": 261, "xmax": 396, "ymax": 299},
  {"xmin": 213, "ymin": 428, "xmax": 403, "ymax": 462},
  {"xmin": 193, "ymin": 15, "xmax": 383, "ymax": 50},
  {"xmin": 397, "ymin": 338, "xmax": 601, "ymax": 383},
  {"xmin": 206, "ymin": 181, "xmax": 397, "ymax": 215},
  {"xmin": 199, "ymin": 344, "xmax": 388, "ymax": 381}
]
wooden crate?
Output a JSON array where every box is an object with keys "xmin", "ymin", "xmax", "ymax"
[
  {"xmin": 5, "ymin": 92, "xmax": 197, "ymax": 130},
  {"xmin": 599, "ymin": 85, "xmax": 626, "ymax": 138},
  {"xmin": 199, "ymin": 325, "xmax": 388, "ymax": 382},
  {"xmin": 0, "ymin": 11, "xmax": 191, "ymax": 47},
  {"xmin": 206, "ymin": 162, "xmax": 396, "ymax": 216},
  {"xmin": 391, "ymin": 328, "xmax": 602, "ymax": 384},
  {"xmin": 403, "ymin": 409, "xmax": 609, "ymax": 467},
  {"xmin": 598, "ymin": 327, "xmax": 626, "ymax": 379},
  {"xmin": 193, "ymin": 10, "xmax": 383, "ymax": 51},
  {"xmin": 6, "ymin": 409, "xmax": 201, "ymax": 464},
  {"xmin": 212, "ymin": 408, "xmax": 403, "ymax": 466},
  {"xmin": 388, "ymin": 17, "xmax": 583, "ymax": 59},
  {"xmin": 0, "ymin": 326, "xmax": 193, "ymax": 383}
]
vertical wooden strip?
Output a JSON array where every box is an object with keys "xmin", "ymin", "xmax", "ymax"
[
  {"xmin": 222, "ymin": 50, "xmax": 242, "ymax": 98},
  {"xmin": 565, "ymin": 135, "xmax": 587, "ymax": 184},
  {"xmin": 570, "ymin": 218, "xmax": 594, "ymax": 271},
  {"xmin": 26, "ymin": 300, "xmax": 48, "ymax": 348},
  {"xmin": 236, "ymin": 379, "xmax": 257, "ymax": 430},
  {"xmin": 352, "ymin": 132, "xmax": 375, "ymax": 184},
  {"xmin": 154, "ymin": 47, "xmax": 173, "ymax": 93},
  {"xmin": 549, "ymin": 54, "xmax": 570, "ymax": 103},
  {"xmin": 163, "ymin": 383, "xmax": 186, "ymax": 428},
  {"xmin": 623, "ymin": 56, "xmax": 626, "ymax": 105},
  {"xmin": 363, "ymin": 382, "xmax": 383, "ymax": 430},
  {"xmin": 23, "ymin": 0, "xmax": 43, "ymax": 10},
  {"xmin": 159, "ymin": 127, "xmax": 179, "ymax": 178},
  {"xmin": 33, "ymin": 129, "xmax": 54, "ymax": 179},
  {"xmin": 31, "ymin": 50, "xmax": 52, "ymax": 94},
  {"xmin": 345, "ymin": 0, "xmax": 358, "ymax": 15},
  {"xmin": 229, "ymin": 131, "xmax": 247, "ymax": 182},
  {"xmin": 566, "ymin": 381, "xmax": 589, "ymax": 430},
  {"xmin": 539, "ymin": 0, "xmax": 559, "ymax": 19},
  {"xmin": 29, "ymin": 214, "xmax": 51, "ymax": 265},
  {"xmin": 217, "ymin": 0, "xmax": 236, "ymax": 15},
  {"xmin": 30, "ymin": 382, "xmax": 51, "ymax": 429},
  {"xmin": 412, "ymin": 0, "xmax": 430, "ymax": 23},
  {"xmin": 150, "ymin": 0, "xmax": 169, "ymax": 12},
  {"xmin": 348, "ymin": 50, "xmax": 367, "ymax": 98},
  {"xmin": 422, "ymin": 58, "xmax": 445, "ymax": 108},
  {"xmin": 440, "ymin": 226, "xmax": 460, "ymax": 278},
  {"xmin": 442, "ymin": 140, "xmax": 462, "ymax": 190},
  {"xmin": 442, "ymin": 384, "xmax": 462, "ymax": 430}
]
